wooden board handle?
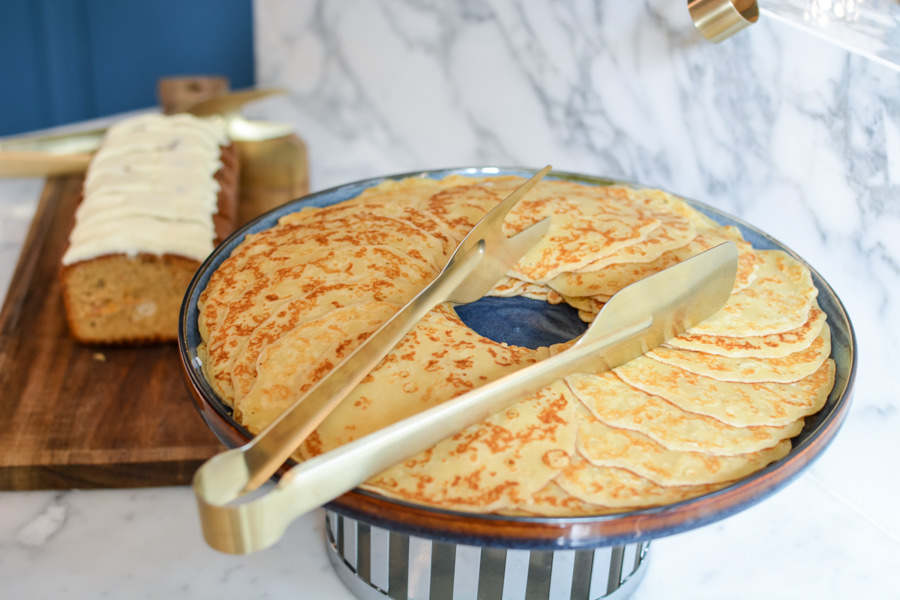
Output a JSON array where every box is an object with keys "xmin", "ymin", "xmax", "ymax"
[{"xmin": 157, "ymin": 76, "xmax": 230, "ymax": 114}]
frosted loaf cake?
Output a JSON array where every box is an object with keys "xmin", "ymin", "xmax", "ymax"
[{"xmin": 61, "ymin": 113, "xmax": 239, "ymax": 344}]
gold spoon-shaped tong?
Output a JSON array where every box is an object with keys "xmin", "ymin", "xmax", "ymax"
[{"xmin": 194, "ymin": 224, "xmax": 738, "ymax": 553}]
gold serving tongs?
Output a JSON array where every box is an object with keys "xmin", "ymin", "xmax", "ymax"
[
  {"xmin": 195, "ymin": 229, "xmax": 739, "ymax": 554},
  {"xmin": 193, "ymin": 167, "xmax": 554, "ymax": 527}
]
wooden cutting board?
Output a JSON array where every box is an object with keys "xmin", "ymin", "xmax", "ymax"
[{"xmin": 0, "ymin": 136, "xmax": 308, "ymax": 490}]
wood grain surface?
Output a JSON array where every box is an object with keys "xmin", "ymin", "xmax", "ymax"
[
  {"xmin": 0, "ymin": 136, "xmax": 309, "ymax": 490},
  {"xmin": 0, "ymin": 176, "xmax": 223, "ymax": 489}
]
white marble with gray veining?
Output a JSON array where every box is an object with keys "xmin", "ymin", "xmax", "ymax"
[{"xmin": 1, "ymin": 0, "xmax": 899, "ymax": 598}]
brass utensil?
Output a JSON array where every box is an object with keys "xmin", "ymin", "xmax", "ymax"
[
  {"xmin": 194, "ymin": 240, "xmax": 738, "ymax": 554},
  {"xmin": 0, "ymin": 152, "xmax": 93, "ymax": 178},
  {"xmin": 185, "ymin": 87, "xmax": 294, "ymax": 142},
  {"xmin": 0, "ymin": 87, "xmax": 291, "ymax": 177},
  {"xmin": 0, "ymin": 127, "xmax": 106, "ymax": 156},
  {"xmin": 689, "ymin": 0, "xmax": 759, "ymax": 43}
]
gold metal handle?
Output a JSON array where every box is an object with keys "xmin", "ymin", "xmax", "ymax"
[
  {"xmin": 0, "ymin": 151, "xmax": 92, "ymax": 178},
  {"xmin": 0, "ymin": 87, "xmax": 289, "ymax": 157},
  {"xmin": 689, "ymin": 0, "xmax": 759, "ymax": 43}
]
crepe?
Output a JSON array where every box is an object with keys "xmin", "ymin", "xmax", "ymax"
[
  {"xmin": 575, "ymin": 407, "xmax": 791, "ymax": 486},
  {"xmin": 665, "ymin": 302, "xmax": 828, "ymax": 358},
  {"xmin": 300, "ymin": 304, "xmax": 544, "ymax": 457},
  {"xmin": 203, "ymin": 245, "xmax": 438, "ymax": 404},
  {"xmin": 290, "ymin": 193, "xmax": 458, "ymax": 256},
  {"xmin": 361, "ymin": 381, "xmax": 578, "ymax": 513},
  {"xmin": 417, "ymin": 179, "xmax": 504, "ymax": 239},
  {"xmin": 489, "ymin": 276, "xmax": 566, "ymax": 304},
  {"xmin": 199, "ymin": 210, "xmax": 448, "ymax": 339},
  {"xmin": 648, "ymin": 323, "xmax": 831, "ymax": 383},
  {"xmin": 685, "ymin": 249, "xmax": 819, "ymax": 338},
  {"xmin": 505, "ymin": 480, "xmax": 614, "ymax": 517},
  {"xmin": 576, "ymin": 189, "xmax": 708, "ymax": 270},
  {"xmin": 272, "ymin": 212, "xmax": 449, "ymax": 270},
  {"xmin": 200, "ymin": 202, "xmax": 466, "ymax": 403},
  {"xmin": 235, "ymin": 301, "xmax": 400, "ymax": 431},
  {"xmin": 614, "ymin": 357, "xmax": 835, "ymax": 427},
  {"xmin": 547, "ymin": 229, "xmax": 758, "ymax": 299},
  {"xmin": 500, "ymin": 184, "xmax": 662, "ymax": 282},
  {"xmin": 555, "ymin": 454, "xmax": 726, "ymax": 509},
  {"xmin": 566, "ymin": 372, "xmax": 803, "ymax": 455}
]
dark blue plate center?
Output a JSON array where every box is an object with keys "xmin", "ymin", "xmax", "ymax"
[{"xmin": 453, "ymin": 295, "xmax": 588, "ymax": 349}]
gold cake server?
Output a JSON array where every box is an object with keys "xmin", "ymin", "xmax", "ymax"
[
  {"xmin": 194, "ymin": 238, "xmax": 738, "ymax": 554},
  {"xmin": 0, "ymin": 152, "xmax": 94, "ymax": 178},
  {"xmin": 0, "ymin": 87, "xmax": 290, "ymax": 177}
]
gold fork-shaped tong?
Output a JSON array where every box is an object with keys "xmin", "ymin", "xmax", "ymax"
[{"xmin": 192, "ymin": 167, "xmax": 554, "ymax": 516}]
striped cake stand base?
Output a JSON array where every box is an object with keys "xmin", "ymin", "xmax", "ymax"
[{"xmin": 325, "ymin": 511, "xmax": 650, "ymax": 600}]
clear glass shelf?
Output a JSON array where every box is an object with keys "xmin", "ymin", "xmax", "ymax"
[{"xmin": 758, "ymin": 0, "xmax": 900, "ymax": 70}]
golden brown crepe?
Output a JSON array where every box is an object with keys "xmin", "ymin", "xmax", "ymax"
[
  {"xmin": 614, "ymin": 357, "xmax": 835, "ymax": 427},
  {"xmin": 501, "ymin": 185, "xmax": 663, "ymax": 282},
  {"xmin": 505, "ymin": 480, "xmax": 614, "ymax": 517},
  {"xmin": 555, "ymin": 454, "xmax": 727, "ymax": 509},
  {"xmin": 300, "ymin": 304, "xmax": 546, "ymax": 457},
  {"xmin": 575, "ymin": 406, "xmax": 792, "ymax": 487},
  {"xmin": 236, "ymin": 302, "xmax": 401, "ymax": 430},
  {"xmin": 361, "ymin": 381, "xmax": 578, "ymax": 513},
  {"xmin": 547, "ymin": 228, "xmax": 757, "ymax": 299},
  {"xmin": 648, "ymin": 324, "xmax": 831, "ymax": 383},
  {"xmin": 685, "ymin": 250, "xmax": 819, "ymax": 337},
  {"xmin": 566, "ymin": 372, "xmax": 803, "ymax": 455},
  {"xmin": 665, "ymin": 302, "xmax": 828, "ymax": 358}
]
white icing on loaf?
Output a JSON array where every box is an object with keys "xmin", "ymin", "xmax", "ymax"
[{"xmin": 62, "ymin": 113, "xmax": 228, "ymax": 266}]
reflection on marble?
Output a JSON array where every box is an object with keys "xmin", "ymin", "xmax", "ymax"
[
  {"xmin": 0, "ymin": 488, "xmax": 352, "ymax": 599},
  {"xmin": 2, "ymin": 0, "xmax": 899, "ymax": 598}
]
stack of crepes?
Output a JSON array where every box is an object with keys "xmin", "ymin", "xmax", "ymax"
[{"xmin": 197, "ymin": 175, "xmax": 835, "ymax": 516}]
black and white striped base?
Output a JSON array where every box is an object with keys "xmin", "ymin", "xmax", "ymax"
[{"xmin": 324, "ymin": 511, "xmax": 650, "ymax": 600}]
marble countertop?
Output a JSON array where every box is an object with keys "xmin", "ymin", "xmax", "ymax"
[
  {"xmin": 0, "ymin": 133, "xmax": 897, "ymax": 600},
  {"xmin": 3, "ymin": 0, "xmax": 900, "ymax": 594}
]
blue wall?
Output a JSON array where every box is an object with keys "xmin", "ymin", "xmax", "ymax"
[{"xmin": 0, "ymin": 0, "xmax": 254, "ymax": 136}]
